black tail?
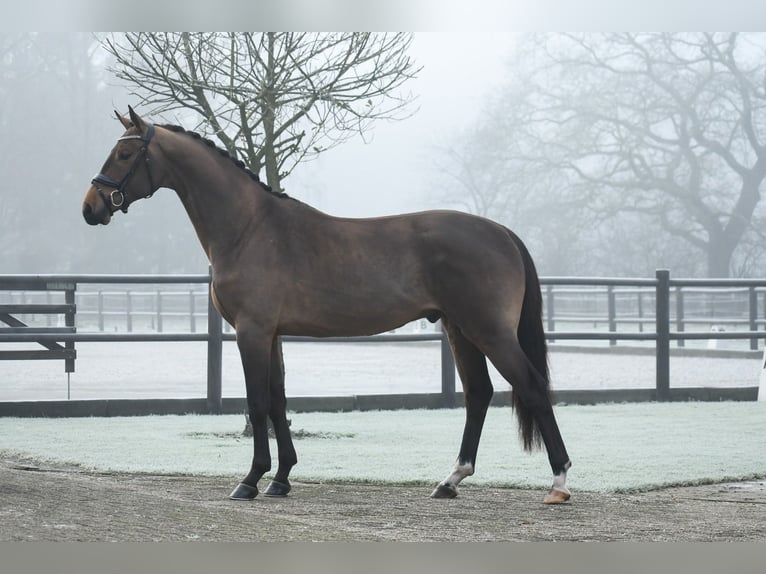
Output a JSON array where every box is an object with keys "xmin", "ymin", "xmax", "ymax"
[{"xmin": 507, "ymin": 229, "xmax": 550, "ymax": 452}]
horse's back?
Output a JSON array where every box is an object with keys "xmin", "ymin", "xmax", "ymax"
[
  {"xmin": 302, "ymin": 206, "xmax": 525, "ymax": 313},
  {"xmin": 308, "ymin": 208, "xmax": 518, "ymax": 257},
  {"xmin": 279, "ymin": 205, "xmax": 525, "ymax": 288}
]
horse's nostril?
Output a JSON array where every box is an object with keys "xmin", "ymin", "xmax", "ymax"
[{"xmin": 83, "ymin": 203, "xmax": 99, "ymax": 225}]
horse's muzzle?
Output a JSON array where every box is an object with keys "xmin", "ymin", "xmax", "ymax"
[{"xmin": 82, "ymin": 200, "xmax": 111, "ymax": 225}]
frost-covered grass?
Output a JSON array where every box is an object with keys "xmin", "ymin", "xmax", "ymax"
[{"xmin": 1, "ymin": 402, "xmax": 765, "ymax": 492}]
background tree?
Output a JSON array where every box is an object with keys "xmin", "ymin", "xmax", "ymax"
[
  {"xmin": 434, "ymin": 80, "xmax": 606, "ymax": 275},
  {"xmin": 104, "ymin": 32, "xmax": 420, "ymax": 193},
  {"xmin": 439, "ymin": 33, "xmax": 766, "ymax": 277},
  {"xmin": 0, "ymin": 33, "xmax": 118, "ymax": 272},
  {"xmin": 0, "ymin": 33, "xmax": 212, "ymax": 274}
]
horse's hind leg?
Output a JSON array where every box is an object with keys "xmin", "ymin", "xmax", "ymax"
[
  {"xmin": 431, "ymin": 320, "xmax": 494, "ymax": 499},
  {"xmin": 263, "ymin": 337, "xmax": 297, "ymax": 497},
  {"xmin": 483, "ymin": 334, "xmax": 572, "ymax": 504}
]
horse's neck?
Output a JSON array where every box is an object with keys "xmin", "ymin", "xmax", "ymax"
[{"xmin": 162, "ymin": 135, "xmax": 267, "ymax": 263}]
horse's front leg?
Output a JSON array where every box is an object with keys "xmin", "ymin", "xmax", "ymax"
[
  {"xmin": 262, "ymin": 336, "xmax": 297, "ymax": 497},
  {"xmin": 229, "ymin": 324, "xmax": 274, "ymax": 501}
]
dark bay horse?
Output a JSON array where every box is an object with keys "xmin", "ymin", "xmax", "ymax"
[{"xmin": 82, "ymin": 107, "xmax": 572, "ymax": 504}]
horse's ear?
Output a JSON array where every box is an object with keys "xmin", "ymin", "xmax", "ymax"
[
  {"xmin": 115, "ymin": 110, "xmax": 133, "ymax": 130},
  {"xmin": 127, "ymin": 105, "xmax": 149, "ymax": 136}
]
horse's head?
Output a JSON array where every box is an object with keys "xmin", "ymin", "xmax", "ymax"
[{"xmin": 82, "ymin": 106, "xmax": 158, "ymax": 225}]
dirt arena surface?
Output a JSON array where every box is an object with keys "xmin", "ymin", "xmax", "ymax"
[{"xmin": 1, "ymin": 455, "xmax": 764, "ymax": 542}]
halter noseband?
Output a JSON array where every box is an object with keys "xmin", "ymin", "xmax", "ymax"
[{"xmin": 91, "ymin": 123, "xmax": 156, "ymax": 214}]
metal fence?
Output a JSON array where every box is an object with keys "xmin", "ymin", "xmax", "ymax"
[
  {"xmin": 1, "ymin": 269, "xmax": 765, "ymax": 413},
  {"xmin": 545, "ymin": 281, "xmax": 766, "ymax": 350}
]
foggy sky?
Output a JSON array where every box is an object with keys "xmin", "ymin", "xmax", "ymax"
[
  {"xmin": 282, "ymin": 33, "xmax": 519, "ymax": 218},
  {"xmin": 3, "ymin": 31, "xmax": 764, "ymax": 277}
]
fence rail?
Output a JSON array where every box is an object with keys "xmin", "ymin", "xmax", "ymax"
[{"xmin": 1, "ymin": 269, "xmax": 765, "ymax": 413}]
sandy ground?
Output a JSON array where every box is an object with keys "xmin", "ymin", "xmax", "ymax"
[{"xmin": 1, "ymin": 453, "xmax": 764, "ymax": 542}]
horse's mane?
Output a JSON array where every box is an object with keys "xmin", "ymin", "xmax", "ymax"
[{"xmin": 158, "ymin": 124, "xmax": 292, "ymax": 200}]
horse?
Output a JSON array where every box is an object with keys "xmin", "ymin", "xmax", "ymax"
[{"xmin": 82, "ymin": 107, "xmax": 572, "ymax": 504}]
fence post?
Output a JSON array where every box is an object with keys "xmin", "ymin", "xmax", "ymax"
[
  {"xmin": 207, "ymin": 267, "xmax": 223, "ymax": 414},
  {"xmin": 65, "ymin": 286, "xmax": 76, "ymax": 375},
  {"xmin": 749, "ymin": 287, "xmax": 758, "ymax": 351},
  {"xmin": 440, "ymin": 321, "xmax": 456, "ymax": 407},
  {"xmin": 607, "ymin": 285, "xmax": 616, "ymax": 346},
  {"xmin": 189, "ymin": 290, "xmax": 196, "ymax": 333},
  {"xmin": 762, "ymin": 289, "xmax": 766, "ymax": 350},
  {"xmin": 546, "ymin": 285, "xmax": 555, "ymax": 343},
  {"xmin": 655, "ymin": 269, "xmax": 670, "ymax": 401},
  {"xmin": 156, "ymin": 289, "xmax": 163, "ymax": 333},
  {"xmin": 46, "ymin": 291, "xmax": 53, "ymax": 327},
  {"xmin": 98, "ymin": 290, "xmax": 104, "ymax": 332},
  {"xmin": 675, "ymin": 287, "xmax": 685, "ymax": 348},
  {"xmin": 126, "ymin": 290, "xmax": 133, "ymax": 333}
]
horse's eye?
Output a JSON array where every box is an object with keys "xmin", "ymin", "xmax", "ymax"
[{"xmin": 118, "ymin": 149, "xmax": 132, "ymax": 160}]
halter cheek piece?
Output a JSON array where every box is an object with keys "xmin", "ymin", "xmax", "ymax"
[{"xmin": 91, "ymin": 123, "xmax": 156, "ymax": 214}]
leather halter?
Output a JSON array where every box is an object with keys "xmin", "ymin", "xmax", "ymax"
[{"xmin": 91, "ymin": 123, "xmax": 156, "ymax": 214}]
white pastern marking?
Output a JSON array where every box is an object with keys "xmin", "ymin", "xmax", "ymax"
[
  {"xmin": 441, "ymin": 461, "xmax": 474, "ymax": 487},
  {"xmin": 552, "ymin": 460, "xmax": 572, "ymax": 491},
  {"xmin": 552, "ymin": 470, "xmax": 569, "ymax": 493}
]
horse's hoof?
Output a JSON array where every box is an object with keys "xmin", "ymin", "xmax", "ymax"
[
  {"xmin": 229, "ymin": 482, "xmax": 258, "ymax": 500},
  {"xmin": 430, "ymin": 483, "xmax": 458, "ymax": 499},
  {"xmin": 263, "ymin": 480, "xmax": 291, "ymax": 497},
  {"xmin": 543, "ymin": 487, "xmax": 571, "ymax": 504}
]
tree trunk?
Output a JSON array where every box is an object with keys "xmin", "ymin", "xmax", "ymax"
[
  {"xmin": 706, "ymin": 237, "xmax": 736, "ymax": 278},
  {"xmin": 705, "ymin": 176, "xmax": 764, "ymax": 277},
  {"xmin": 262, "ymin": 33, "xmax": 282, "ymax": 193}
]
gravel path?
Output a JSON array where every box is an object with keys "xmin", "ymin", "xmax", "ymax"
[{"xmin": 1, "ymin": 454, "xmax": 764, "ymax": 542}]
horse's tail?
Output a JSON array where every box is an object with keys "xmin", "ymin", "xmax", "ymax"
[{"xmin": 507, "ymin": 229, "xmax": 549, "ymax": 452}]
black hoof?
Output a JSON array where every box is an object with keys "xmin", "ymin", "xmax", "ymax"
[
  {"xmin": 229, "ymin": 482, "xmax": 258, "ymax": 500},
  {"xmin": 263, "ymin": 480, "xmax": 291, "ymax": 497},
  {"xmin": 430, "ymin": 483, "xmax": 458, "ymax": 499}
]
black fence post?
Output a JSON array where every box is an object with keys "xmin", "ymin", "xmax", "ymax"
[
  {"xmin": 207, "ymin": 266, "xmax": 223, "ymax": 414},
  {"xmin": 440, "ymin": 321, "xmax": 456, "ymax": 407},
  {"xmin": 655, "ymin": 269, "xmax": 670, "ymax": 401}
]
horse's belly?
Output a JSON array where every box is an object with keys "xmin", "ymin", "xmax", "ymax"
[{"xmin": 278, "ymin": 288, "xmax": 431, "ymax": 338}]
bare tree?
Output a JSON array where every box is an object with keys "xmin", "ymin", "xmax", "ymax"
[
  {"xmin": 439, "ymin": 33, "xmax": 766, "ymax": 277},
  {"xmin": 433, "ymin": 79, "xmax": 606, "ymax": 275},
  {"xmin": 508, "ymin": 32, "xmax": 766, "ymax": 277},
  {"xmin": 103, "ymin": 33, "xmax": 420, "ymax": 193}
]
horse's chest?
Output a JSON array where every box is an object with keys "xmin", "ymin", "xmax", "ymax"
[{"xmin": 209, "ymin": 284, "xmax": 234, "ymax": 324}]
